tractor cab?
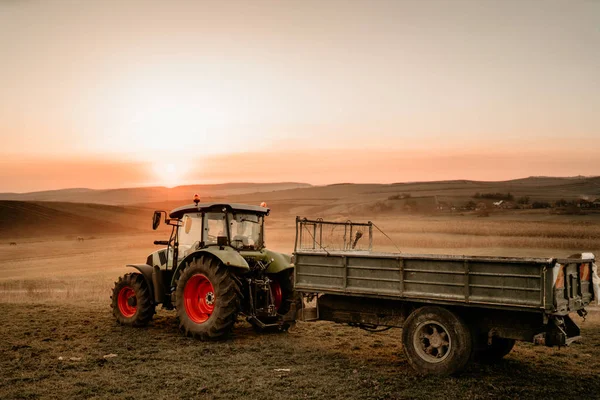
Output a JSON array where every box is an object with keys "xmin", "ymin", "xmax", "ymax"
[
  {"xmin": 171, "ymin": 202, "xmax": 268, "ymax": 255},
  {"xmin": 151, "ymin": 200, "xmax": 270, "ymax": 269}
]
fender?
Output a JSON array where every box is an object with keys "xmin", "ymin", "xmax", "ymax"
[
  {"xmin": 264, "ymin": 249, "xmax": 294, "ymax": 274},
  {"xmin": 171, "ymin": 247, "xmax": 250, "ymax": 286},
  {"xmin": 127, "ymin": 264, "xmax": 155, "ymax": 300}
]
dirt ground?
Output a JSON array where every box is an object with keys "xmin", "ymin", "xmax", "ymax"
[
  {"xmin": 1, "ymin": 303, "xmax": 599, "ymax": 400},
  {"xmin": 1, "ymin": 212, "xmax": 600, "ymax": 399}
]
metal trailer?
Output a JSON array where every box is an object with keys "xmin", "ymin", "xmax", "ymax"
[{"xmin": 293, "ymin": 217, "xmax": 596, "ymax": 375}]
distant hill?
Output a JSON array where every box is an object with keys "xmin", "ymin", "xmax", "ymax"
[
  {"xmin": 0, "ymin": 182, "xmax": 312, "ymax": 205},
  {"xmin": 0, "ymin": 201, "xmax": 153, "ymax": 239},
  {"xmin": 2, "ymin": 177, "xmax": 599, "ymax": 239},
  {"xmin": 220, "ymin": 176, "xmax": 600, "ymax": 218}
]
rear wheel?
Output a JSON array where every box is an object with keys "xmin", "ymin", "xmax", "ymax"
[
  {"xmin": 176, "ymin": 256, "xmax": 241, "ymax": 340},
  {"xmin": 476, "ymin": 337, "xmax": 515, "ymax": 363},
  {"xmin": 402, "ymin": 306, "xmax": 472, "ymax": 375},
  {"xmin": 250, "ymin": 269, "xmax": 301, "ymax": 333},
  {"xmin": 111, "ymin": 273, "xmax": 155, "ymax": 326},
  {"xmin": 274, "ymin": 269, "xmax": 302, "ymax": 317}
]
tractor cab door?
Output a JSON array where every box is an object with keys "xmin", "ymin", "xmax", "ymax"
[
  {"xmin": 202, "ymin": 212, "xmax": 229, "ymax": 246},
  {"xmin": 178, "ymin": 213, "xmax": 204, "ymax": 257}
]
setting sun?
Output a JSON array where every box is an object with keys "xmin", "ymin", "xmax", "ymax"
[{"xmin": 152, "ymin": 161, "xmax": 189, "ymax": 187}]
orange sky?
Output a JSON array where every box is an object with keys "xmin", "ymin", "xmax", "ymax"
[{"xmin": 1, "ymin": 1, "xmax": 599, "ymax": 192}]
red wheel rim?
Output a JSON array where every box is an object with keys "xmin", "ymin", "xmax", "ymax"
[
  {"xmin": 117, "ymin": 286, "xmax": 137, "ymax": 318},
  {"xmin": 271, "ymin": 279, "xmax": 283, "ymax": 311},
  {"xmin": 184, "ymin": 274, "xmax": 215, "ymax": 324}
]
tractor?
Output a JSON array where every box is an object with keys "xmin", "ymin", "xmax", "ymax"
[{"xmin": 110, "ymin": 196, "xmax": 299, "ymax": 339}]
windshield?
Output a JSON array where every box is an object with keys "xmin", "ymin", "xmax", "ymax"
[{"xmin": 229, "ymin": 213, "xmax": 263, "ymax": 249}]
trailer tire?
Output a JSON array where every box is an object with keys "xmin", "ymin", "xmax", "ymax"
[
  {"xmin": 402, "ymin": 306, "xmax": 472, "ymax": 375},
  {"xmin": 476, "ymin": 338, "xmax": 515, "ymax": 363},
  {"xmin": 111, "ymin": 273, "xmax": 155, "ymax": 326},
  {"xmin": 176, "ymin": 255, "xmax": 241, "ymax": 340}
]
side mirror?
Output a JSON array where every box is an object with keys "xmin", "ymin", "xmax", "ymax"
[
  {"xmin": 152, "ymin": 211, "xmax": 162, "ymax": 230},
  {"xmin": 217, "ymin": 236, "xmax": 228, "ymax": 246}
]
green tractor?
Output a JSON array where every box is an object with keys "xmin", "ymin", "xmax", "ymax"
[{"xmin": 111, "ymin": 196, "xmax": 299, "ymax": 339}]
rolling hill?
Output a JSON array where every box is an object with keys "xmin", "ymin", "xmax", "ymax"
[
  {"xmin": 0, "ymin": 182, "xmax": 312, "ymax": 205},
  {"xmin": 1, "ymin": 177, "xmax": 599, "ymax": 239},
  {"xmin": 0, "ymin": 201, "xmax": 153, "ymax": 239}
]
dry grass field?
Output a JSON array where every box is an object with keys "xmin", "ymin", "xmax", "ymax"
[{"xmin": 1, "ymin": 180, "xmax": 600, "ymax": 399}]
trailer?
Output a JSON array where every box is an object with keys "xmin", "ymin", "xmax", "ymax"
[{"xmin": 293, "ymin": 217, "xmax": 596, "ymax": 375}]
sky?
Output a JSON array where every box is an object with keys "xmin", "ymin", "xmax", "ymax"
[{"xmin": 0, "ymin": 0, "xmax": 599, "ymax": 192}]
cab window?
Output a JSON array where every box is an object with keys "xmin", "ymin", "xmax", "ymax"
[
  {"xmin": 178, "ymin": 214, "xmax": 203, "ymax": 248},
  {"xmin": 203, "ymin": 212, "xmax": 227, "ymax": 244}
]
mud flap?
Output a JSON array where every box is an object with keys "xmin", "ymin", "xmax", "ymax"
[{"xmin": 535, "ymin": 315, "xmax": 581, "ymax": 347}]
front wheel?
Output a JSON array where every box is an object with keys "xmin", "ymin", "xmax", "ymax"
[
  {"xmin": 175, "ymin": 256, "xmax": 241, "ymax": 340},
  {"xmin": 402, "ymin": 306, "xmax": 472, "ymax": 375},
  {"xmin": 111, "ymin": 273, "xmax": 155, "ymax": 326}
]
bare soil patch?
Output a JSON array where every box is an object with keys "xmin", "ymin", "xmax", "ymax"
[{"xmin": 1, "ymin": 303, "xmax": 599, "ymax": 400}]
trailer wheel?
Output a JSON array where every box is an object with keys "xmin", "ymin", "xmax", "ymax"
[
  {"xmin": 175, "ymin": 256, "xmax": 241, "ymax": 340},
  {"xmin": 476, "ymin": 337, "xmax": 515, "ymax": 363},
  {"xmin": 402, "ymin": 306, "xmax": 472, "ymax": 375},
  {"xmin": 111, "ymin": 273, "xmax": 155, "ymax": 326}
]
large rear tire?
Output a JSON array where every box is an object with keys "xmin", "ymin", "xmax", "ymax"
[
  {"xmin": 402, "ymin": 306, "xmax": 472, "ymax": 375},
  {"xmin": 111, "ymin": 273, "xmax": 155, "ymax": 326},
  {"xmin": 176, "ymin": 256, "xmax": 241, "ymax": 340}
]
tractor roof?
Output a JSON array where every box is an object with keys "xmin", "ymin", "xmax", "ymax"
[{"xmin": 169, "ymin": 202, "xmax": 270, "ymax": 219}]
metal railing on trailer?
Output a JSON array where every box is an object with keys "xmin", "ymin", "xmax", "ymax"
[{"xmin": 294, "ymin": 217, "xmax": 373, "ymax": 253}]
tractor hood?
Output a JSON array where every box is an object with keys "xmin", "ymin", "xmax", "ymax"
[{"xmin": 240, "ymin": 248, "xmax": 293, "ymax": 274}]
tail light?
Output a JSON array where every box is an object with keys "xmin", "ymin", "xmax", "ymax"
[
  {"xmin": 579, "ymin": 263, "xmax": 591, "ymax": 282},
  {"xmin": 555, "ymin": 264, "xmax": 565, "ymax": 289}
]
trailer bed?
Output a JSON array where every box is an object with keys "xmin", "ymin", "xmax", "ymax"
[{"xmin": 294, "ymin": 252, "xmax": 597, "ymax": 319}]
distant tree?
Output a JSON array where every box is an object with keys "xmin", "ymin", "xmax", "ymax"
[
  {"xmin": 517, "ymin": 196, "xmax": 530, "ymax": 205},
  {"xmin": 555, "ymin": 199, "xmax": 568, "ymax": 207},
  {"xmin": 532, "ymin": 201, "xmax": 551, "ymax": 209},
  {"xmin": 465, "ymin": 200, "xmax": 477, "ymax": 210},
  {"xmin": 475, "ymin": 192, "xmax": 514, "ymax": 200},
  {"xmin": 387, "ymin": 193, "xmax": 411, "ymax": 201}
]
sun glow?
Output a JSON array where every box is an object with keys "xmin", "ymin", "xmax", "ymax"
[{"xmin": 152, "ymin": 161, "xmax": 190, "ymax": 187}]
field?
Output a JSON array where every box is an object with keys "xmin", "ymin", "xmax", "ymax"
[{"xmin": 1, "ymin": 178, "xmax": 600, "ymax": 399}]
